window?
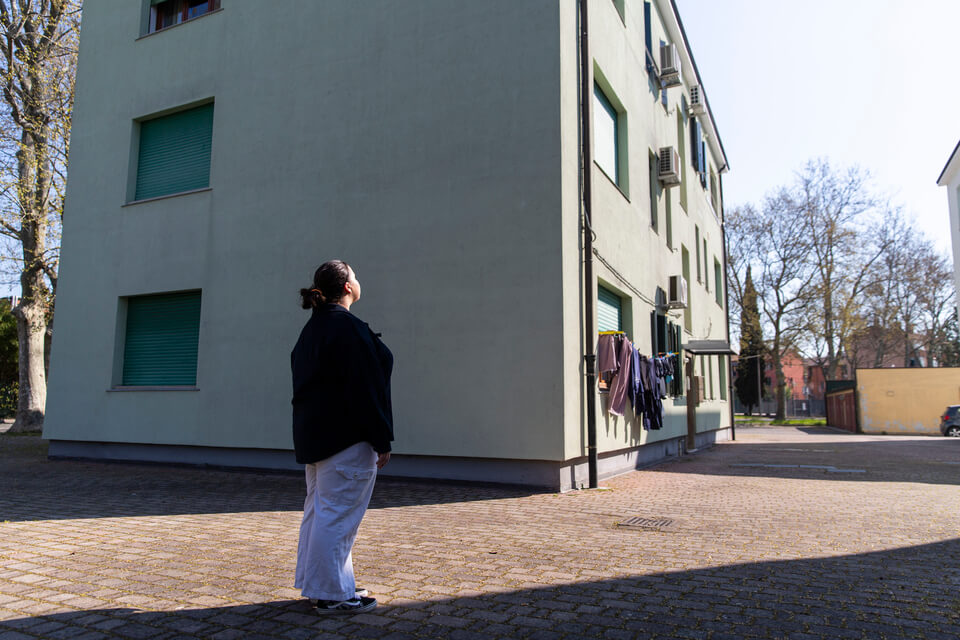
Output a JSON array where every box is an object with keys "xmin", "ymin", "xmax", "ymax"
[
  {"xmin": 149, "ymin": 0, "xmax": 219, "ymax": 34},
  {"xmin": 707, "ymin": 356, "xmax": 716, "ymax": 400},
  {"xmin": 719, "ymin": 355, "xmax": 727, "ymax": 400},
  {"xmin": 648, "ymin": 151, "xmax": 659, "ymax": 231},
  {"xmin": 690, "ymin": 117, "xmax": 707, "ymax": 188},
  {"xmin": 121, "ymin": 291, "xmax": 201, "ymax": 386},
  {"xmin": 703, "ymin": 239, "xmax": 709, "ymax": 291},
  {"xmin": 134, "ymin": 102, "xmax": 214, "ymax": 201},
  {"xmin": 652, "ymin": 313, "xmax": 683, "ymax": 397},
  {"xmin": 695, "ymin": 226, "xmax": 701, "ymax": 282},
  {"xmin": 644, "ymin": 2, "xmax": 654, "ymax": 76},
  {"xmin": 665, "ymin": 189, "xmax": 672, "ymax": 248},
  {"xmin": 593, "ymin": 83, "xmax": 623, "ymax": 188},
  {"xmin": 597, "ymin": 286, "xmax": 622, "ymax": 332},
  {"xmin": 681, "ymin": 245, "xmax": 691, "ymax": 332},
  {"xmin": 659, "ymin": 41, "xmax": 668, "ymax": 109},
  {"xmin": 714, "ymin": 258, "xmax": 723, "ymax": 306},
  {"xmin": 710, "ymin": 170, "xmax": 720, "ymax": 212},
  {"xmin": 677, "ymin": 111, "xmax": 687, "ymax": 212}
]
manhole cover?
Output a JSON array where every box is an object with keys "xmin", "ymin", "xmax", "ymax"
[{"xmin": 617, "ymin": 516, "xmax": 676, "ymax": 530}]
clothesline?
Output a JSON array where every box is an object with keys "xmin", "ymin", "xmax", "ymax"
[{"xmin": 595, "ymin": 332, "xmax": 680, "ymax": 430}]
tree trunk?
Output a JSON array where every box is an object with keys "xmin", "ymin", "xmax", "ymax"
[
  {"xmin": 10, "ymin": 297, "xmax": 46, "ymax": 432},
  {"xmin": 772, "ymin": 346, "xmax": 786, "ymax": 421}
]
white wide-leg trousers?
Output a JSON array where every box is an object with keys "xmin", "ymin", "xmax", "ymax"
[{"xmin": 294, "ymin": 441, "xmax": 378, "ymax": 601}]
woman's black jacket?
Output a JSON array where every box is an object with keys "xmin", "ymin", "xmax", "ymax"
[{"xmin": 291, "ymin": 303, "xmax": 394, "ymax": 464}]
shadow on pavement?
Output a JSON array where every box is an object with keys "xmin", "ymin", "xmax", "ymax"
[
  {"xmin": 1, "ymin": 539, "xmax": 958, "ymax": 639},
  {"xmin": 0, "ymin": 435, "xmax": 541, "ymax": 523},
  {"xmin": 657, "ymin": 429, "xmax": 960, "ymax": 486}
]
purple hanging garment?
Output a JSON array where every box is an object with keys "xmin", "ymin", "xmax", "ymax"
[{"xmin": 607, "ymin": 337, "xmax": 634, "ymax": 416}]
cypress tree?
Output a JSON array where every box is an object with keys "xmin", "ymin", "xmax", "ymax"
[{"xmin": 736, "ymin": 266, "xmax": 765, "ymax": 415}]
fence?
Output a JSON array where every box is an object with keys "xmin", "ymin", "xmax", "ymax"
[{"xmin": 734, "ymin": 397, "xmax": 825, "ymax": 418}]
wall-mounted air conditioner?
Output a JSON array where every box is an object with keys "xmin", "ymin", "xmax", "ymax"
[
  {"xmin": 659, "ymin": 43, "xmax": 681, "ymax": 87},
  {"xmin": 658, "ymin": 147, "xmax": 681, "ymax": 186},
  {"xmin": 689, "ymin": 85, "xmax": 706, "ymax": 115},
  {"xmin": 668, "ymin": 275, "xmax": 687, "ymax": 309}
]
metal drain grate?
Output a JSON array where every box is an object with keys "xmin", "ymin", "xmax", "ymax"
[{"xmin": 617, "ymin": 516, "xmax": 676, "ymax": 530}]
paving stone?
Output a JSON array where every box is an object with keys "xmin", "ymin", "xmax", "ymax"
[{"xmin": 1, "ymin": 428, "xmax": 959, "ymax": 638}]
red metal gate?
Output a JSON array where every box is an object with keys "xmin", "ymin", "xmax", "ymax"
[{"xmin": 826, "ymin": 389, "xmax": 857, "ymax": 432}]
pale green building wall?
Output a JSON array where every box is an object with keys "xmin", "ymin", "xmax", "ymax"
[
  {"xmin": 46, "ymin": 0, "xmax": 731, "ymax": 489},
  {"xmin": 559, "ymin": 0, "xmax": 732, "ymax": 470},
  {"xmin": 47, "ymin": 1, "xmax": 567, "ymax": 461}
]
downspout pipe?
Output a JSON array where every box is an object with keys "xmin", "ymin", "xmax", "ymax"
[
  {"xmin": 579, "ymin": 0, "xmax": 598, "ymax": 488},
  {"xmin": 719, "ymin": 171, "xmax": 735, "ymax": 441}
]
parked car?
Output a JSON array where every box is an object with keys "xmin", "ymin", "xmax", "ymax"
[{"xmin": 941, "ymin": 405, "xmax": 960, "ymax": 437}]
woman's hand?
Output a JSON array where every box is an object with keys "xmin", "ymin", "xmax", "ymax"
[{"xmin": 376, "ymin": 452, "xmax": 391, "ymax": 469}]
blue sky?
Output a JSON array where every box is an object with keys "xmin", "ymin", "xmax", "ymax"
[{"xmin": 676, "ymin": 0, "xmax": 960, "ymax": 255}]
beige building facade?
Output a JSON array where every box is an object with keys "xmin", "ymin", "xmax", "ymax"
[
  {"xmin": 45, "ymin": 0, "xmax": 731, "ymax": 490},
  {"xmin": 857, "ymin": 368, "xmax": 960, "ymax": 435}
]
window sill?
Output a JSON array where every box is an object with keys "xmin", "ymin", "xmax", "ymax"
[
  {"xmin": 108, "ymin": 386, "xmax": 199, "ymax": 392},
  {"xmin": 594, "ymin": 161, "xmax": 630, "ymax": 202},
  {"xmin": 124, "ymin": 187, "xmax": 211, "ymax": 207},
  {"xmin": 137, "ymin": 8, "xmax": 223, "ymax": 40}
]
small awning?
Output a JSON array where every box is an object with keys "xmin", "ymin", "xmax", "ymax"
[{"xmin": 682, "ymin": 340, "xmax": 738, "ymax": 355}]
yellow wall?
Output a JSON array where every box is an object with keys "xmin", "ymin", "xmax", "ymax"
[{"xmin": 857, "ymin": 368, "xmax": 960, "ymax": 434}]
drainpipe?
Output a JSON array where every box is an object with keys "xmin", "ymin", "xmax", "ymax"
[
  {"xmin": 720, "ymin": 170, "xmax": 735, "ymax": 441},
  {"xmin": 579, "ymin": 0, "xmax": 598, "ymax": 488}
]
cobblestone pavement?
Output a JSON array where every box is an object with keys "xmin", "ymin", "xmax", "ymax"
[{"xmin": 1, "ymin": 427, "xmax": 959, "ymax": 639}]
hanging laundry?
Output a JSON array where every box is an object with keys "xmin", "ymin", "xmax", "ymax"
[
  {"xmin": 663, "ymin": 354, "xmax": 674, "ymax": 384},
  {"xmin": 641, "ymin": 356, "xmax": 664, "ymax": 430},
  {"xmin": 607, "ymin": 336, "xmax": 634, "ymax": 417},
  {"xmin": 597, "ymin": 334, "xmax": 619, "ymax": 375},
  {"xmin": 627, "ymin": 343, "xmax": 644, "ymax": 412},
  {"xmin": 655, "ymin": 357, "xmax": 668, "ymax": 399}
]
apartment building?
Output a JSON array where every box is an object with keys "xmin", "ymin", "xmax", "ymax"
[
  {"xmin": 938, "ymin": 139, "xmax": 960, "ymax": 316},
  {"xmin": 45, "ymin": 0, "xmax": 731, "ymax": 490}
]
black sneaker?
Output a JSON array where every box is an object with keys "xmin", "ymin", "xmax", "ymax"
[
  {"xmin": 308, "ymin": 588, "xmax": 369, "ymax": 606},
  {"xmin": 314, "ymin": 596, "xmax": 377, "ymax": 615}
]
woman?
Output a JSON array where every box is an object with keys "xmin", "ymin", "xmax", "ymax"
[{"xmin": 291, "ymin": 260, "xmax": 393, "ymax": 615}]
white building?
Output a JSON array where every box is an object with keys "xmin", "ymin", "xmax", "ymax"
[
  {"xmin": 938, "ymin": 140, "xmax": 960, "ymax": 316},
  {"xmin": 45, "ymin": 0, "xmax": 732, "ymax": 490}
]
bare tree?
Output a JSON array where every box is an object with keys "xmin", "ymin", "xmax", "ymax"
[
  {"xmin": 0, "ymin": 0, "xmax": 79, "ymax": 432},
  {"xmin": 913, "ymin": 241, "xmax": 954, "ymax": 366},
  {"xmin": 723, "ymin": 203, "xmax": 756, "ymax": 339},
  {"xmin": 793, "ymin": 160, "xmax": 893, "ymax": 379},
  {"xmin": 726, "ymin": 190, "xmax": 816, "ymax": 420}
]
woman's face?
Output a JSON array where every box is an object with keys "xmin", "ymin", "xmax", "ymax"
[{"xmin": 345, "ymin": 267, "xmax": 361, "ymax": 303}]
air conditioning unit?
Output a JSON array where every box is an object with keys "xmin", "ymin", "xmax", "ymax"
[
  {"xmin": 689, "ymin": 85, "xmax": 706, "ymax": 115},
  {"xmin": 659, "ymin": 43, "xmax": 682, "ymax": 87},
  {"xmin": 658, "ymin": 146, "xmax": 681, "ymax": 186},
  {"xmin": 668, "ymin": 275, "xmax": 687, "ymax": 309}
]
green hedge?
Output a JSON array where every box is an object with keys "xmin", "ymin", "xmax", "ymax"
[{"xmin": 0, "ymin": 382, "xmax": 17, "ymax": 418}]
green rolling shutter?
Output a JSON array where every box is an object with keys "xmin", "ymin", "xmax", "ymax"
[
  {"xmin": 122, "ymin": 291, "xmax": 201, "ymax": 386},
  {"xmin": 597, "ymin": 286, "xmax": 622, "ymax": 332},
  {"xmin": 135, "ymin": 103, "xmax": 214, "ymax": 201},
  {"xmin": 719, "ymin": 355, "xmax": 727, "ymax": 400}
]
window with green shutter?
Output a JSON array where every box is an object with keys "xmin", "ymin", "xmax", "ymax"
[
  {"xmin": 121, "ymin": 291, "xmax": 201, "ymax": 386},
  {"xmin": 135, "ymin": 103, "xmax": 214, "ymax": 201},
  {"xmin": 714, "ymin": 258, "xmax": 723, "ymax": 307},
  {"xmin": 593, "ymin": 84, "xmax": 620, "ymax": 186},
  {"xmin": 719, "ymin": 355, "xmax": 727, "ymax": 400},
  {"xmin": 597, "ymin": 286, "xmax": 622, "ymax": 332}
]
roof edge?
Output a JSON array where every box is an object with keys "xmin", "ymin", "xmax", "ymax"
[
  {"xmin": 937, "ymin": 139, "xmax": 960, "ymax": 186},
  {"xmin": 662, "ymin": 0, "xmax": 729, "ymax": 173}
]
